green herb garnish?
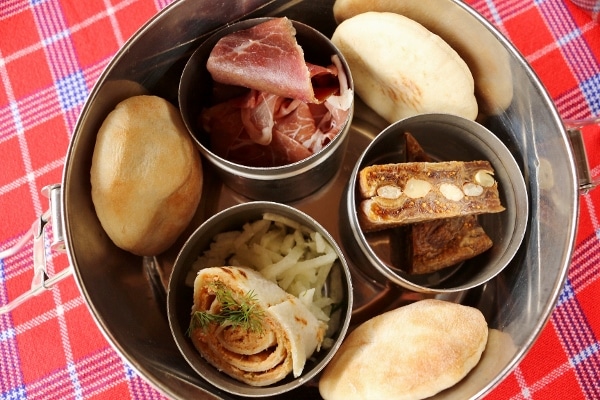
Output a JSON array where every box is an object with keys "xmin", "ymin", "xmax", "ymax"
[{"xmin": 187, "ymin": 281, "xmax": 264, "ymax": 336}]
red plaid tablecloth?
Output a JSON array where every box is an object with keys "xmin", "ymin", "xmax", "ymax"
[{"xmin": 1, "ymin": 0, "xmax": 599, "ymax": 399}]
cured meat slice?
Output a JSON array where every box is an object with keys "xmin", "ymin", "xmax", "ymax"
[
  {"xmin": 201, "ymin": 18, "xmax": 353, "ymax": 167},
  {"xmin": 207, "ymin": 17, "xmax": 315, "ymax": 103},
  {"xmin": 202, "ymin": 92, "xmax": 322, "ymax": 166},
  {"xmin": 240, "ymin": 91, "xmax": 284, "ymax": 146},
  {"xmin": 201, "ymin": 60, "xmax": 351, "ymax": 166}
]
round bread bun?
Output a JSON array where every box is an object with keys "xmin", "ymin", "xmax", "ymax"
[
  {"xmin": 319, "ymin": 299, "xmax": 488, "ymax": 400},
  {"xmin": 90, "ymin": 95, "xmax": 202, "ymax": 256},
  {"xmin": 332, "ymin": 0, "xmax": 514, "ymax": 115},
  {"xmin": 331, "ymin": 11, "xmax": 478, "ymax": 122}
]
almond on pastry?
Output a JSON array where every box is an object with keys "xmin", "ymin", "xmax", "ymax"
[{"xmin": 358, "ymin": 160, "xmax": 505, "ymax": 231}]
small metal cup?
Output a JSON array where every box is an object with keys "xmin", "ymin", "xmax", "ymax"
[
  {"xmin": 344, "ymin": 113, "xmax": 529, "ymax": 293},
  {"xmin": 167, "ymin": 201, "xmax": 353, "ymax": 397},
  {"xmin": 179, "ymin": 18, "xmax": 354, "ymax": 202}
]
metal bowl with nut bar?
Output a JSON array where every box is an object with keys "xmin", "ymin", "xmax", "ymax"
[{"xmin": 343, "ymin": 113, "xmax": 528, "ymax": 293}]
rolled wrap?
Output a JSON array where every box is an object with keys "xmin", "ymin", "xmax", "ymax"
[{"xmin": 190, "ymin": 266, "xmax": 326, "ymax": 386}]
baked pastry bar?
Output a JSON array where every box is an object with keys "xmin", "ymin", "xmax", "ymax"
[
  {"xmin": 407, "ymin": 215, "xmax": 492, "ymax": 274},
  {"xmin": 359, "ymin": 132, "xmax": 501, "ymax": 274},
  {"xmin": 359, "ymin": 159, "xmax": 505, "ymax": 231},
  {"xmin": 406, "ymin": 132, "xmax": 495, "ymax": 274}
]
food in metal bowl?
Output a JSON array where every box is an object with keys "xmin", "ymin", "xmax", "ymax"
[
  {"xmin": 185, "ymin": 211, "xmax": 344, "ymax": 386},
  {"xmin": 356, "ymin": 132, "xmax": 504, "ymax": 275},
  {"xmin": 344, "ymin": 113, "xmax": 528, "ymax": 292},
  {"xmin": 168, "ymin": 202, "xmax": 353, "ymax": 396},
  {"xmin": 178, "ymin": 16, "xmax": 355, "ymax": 202},
  {"xmin": 200, "ymin": 17, "xmax": 353, "ymax": 167}
]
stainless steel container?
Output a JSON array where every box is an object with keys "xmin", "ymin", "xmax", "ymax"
[
  {"xmin": 167, "ymin": 201, "xmax": 353, "ymax": 397},
  {"xmin": 344, "ymin": 113, "xmax": 528, "ymax": 293},
  {"xmin": 179, "ymin": 17, "xmax": 354, "ymax": 202},
  {"xmin": 1, "ymin": 0, "xmax": 595, "ymax": 399}
]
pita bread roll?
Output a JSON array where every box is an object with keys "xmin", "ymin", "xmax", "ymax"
[
  {"xmin": 91, "ymin": 95, "xmax": 202, "ymax": 256},
  {"xmin": 333, "ymin": 0, "xmax": 514, "ymax": 115},
  {"xmin": 189, "ymin": 266, "xmax": 326, "ymax": 386},
  {"xmin": 331, "ymin": 12, "xmax": 478, "ymax": 123},
  {"xmin": 319, "ymin": 299, "xmax": 488, "ymax": 400}
]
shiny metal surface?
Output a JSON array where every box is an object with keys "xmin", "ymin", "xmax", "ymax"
[
  {"xmin": 58, "ymin": 0, "xmax": 578, "ymax": 399},
  {"xmin": 344, "ymin": 114, "xmax": 529, "ymax": 293},
  {"xmin": 568, "ymin": 128, "xmax": 600, "ymax": 192},
  {"xmin": 179, "ymin": 18, "xmax": 354, "ymax": 202},
  {"xmin": 167, "ymin": 202, "xmax": 353, "ymax": 397}
]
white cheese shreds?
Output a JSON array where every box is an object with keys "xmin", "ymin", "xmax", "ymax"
[{"xmin": 186, "ymin": 213, "xmax": 341, "ymax": 329}]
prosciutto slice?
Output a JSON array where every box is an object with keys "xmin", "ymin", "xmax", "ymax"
[
  {"xmin": 207, "ymin": 17, "xmax": 315, "ymax": 103},
  {"xmin": 201, "ymin": 18, "xmax": 353, "ymax": 167}
]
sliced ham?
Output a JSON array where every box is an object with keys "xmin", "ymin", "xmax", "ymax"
[
  {"xmin": 240, "ymin": 91, "xmax": 282, "ymax": 146},
  {"xmin": 207, "ymin": 17, "xmax": 315, "ymax": 103},
  {"xmin": 201, "ymin": 17, "xmax": 353, "ymax": 167}
]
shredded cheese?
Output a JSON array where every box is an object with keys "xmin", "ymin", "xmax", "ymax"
[{"xmin": 186, "ymin": 213, "xmax": 340, "ymax": 329}]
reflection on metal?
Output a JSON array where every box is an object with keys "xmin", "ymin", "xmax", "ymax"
[{"xmin": 567, "ymin": 127, "xmax": 600, "ymax": 193}]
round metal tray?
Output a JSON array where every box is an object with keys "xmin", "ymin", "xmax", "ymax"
[{"xmin": 57, "ymin": 0, "xmax": 577, "ymax": 398}]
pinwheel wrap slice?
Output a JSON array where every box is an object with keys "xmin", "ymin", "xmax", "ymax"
[{"xmin": 189, "ymin": 266, "xmax": 326, "ymax": 386}]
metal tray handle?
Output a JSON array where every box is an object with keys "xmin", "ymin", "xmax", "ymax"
[
  {"xmin": 565, "ymin": 116, "xmax": 600, "ymax": 193},
  {"xmin": 0, "ymin": 184, "xmax": 70, "ymax": 314}
]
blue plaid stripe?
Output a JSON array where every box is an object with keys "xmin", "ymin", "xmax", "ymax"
[
  {"xmin": 0, "ymin": 317, "xmax": 23, "ymax": 397},
  {"xmin": 581, "ymin": 73, "xmax": 600, "ymax": 115},
  {"xmin": 55, "ymin": 71, "xmax": 88, "ymax": 113},
  {"xmin": 31, "ymin": 0, "xmax": 81, "ymax": 82},
  {"xmin": 1, "ymin": 386, "xmax": 27, "ymax": 400},
  {"xmin": 539, "ymin": 0, "xmax": 599, "ymax": 77},
  {"xmin": 552, "ymin": 232, "xmax": 600, "ymax": 399},
  {"xmin": 552, "ymin": 303, "xmax": 600, "ymax": 398}
]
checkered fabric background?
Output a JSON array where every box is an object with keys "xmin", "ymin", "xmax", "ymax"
[{"xmin": 0, "ymin": 0, "xmax": 598, "ymax": 399}]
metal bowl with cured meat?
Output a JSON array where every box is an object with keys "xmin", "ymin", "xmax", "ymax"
[
  {"xmin": 179, "ymin": 17, "xmax": 354, "ymax": 202},
  {"xmin": 2, "ymin": 0, "xmax": 586, "ymax": 399}
]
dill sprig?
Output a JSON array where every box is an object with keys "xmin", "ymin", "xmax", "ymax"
[{"xmin": 188, "ymin": 281, "xmax": 264, "ymax": 336}]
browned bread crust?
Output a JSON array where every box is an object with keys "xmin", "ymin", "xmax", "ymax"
[{"xmin": 90, "ymin": 95, "xmax": 203, "ymax": 256}]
